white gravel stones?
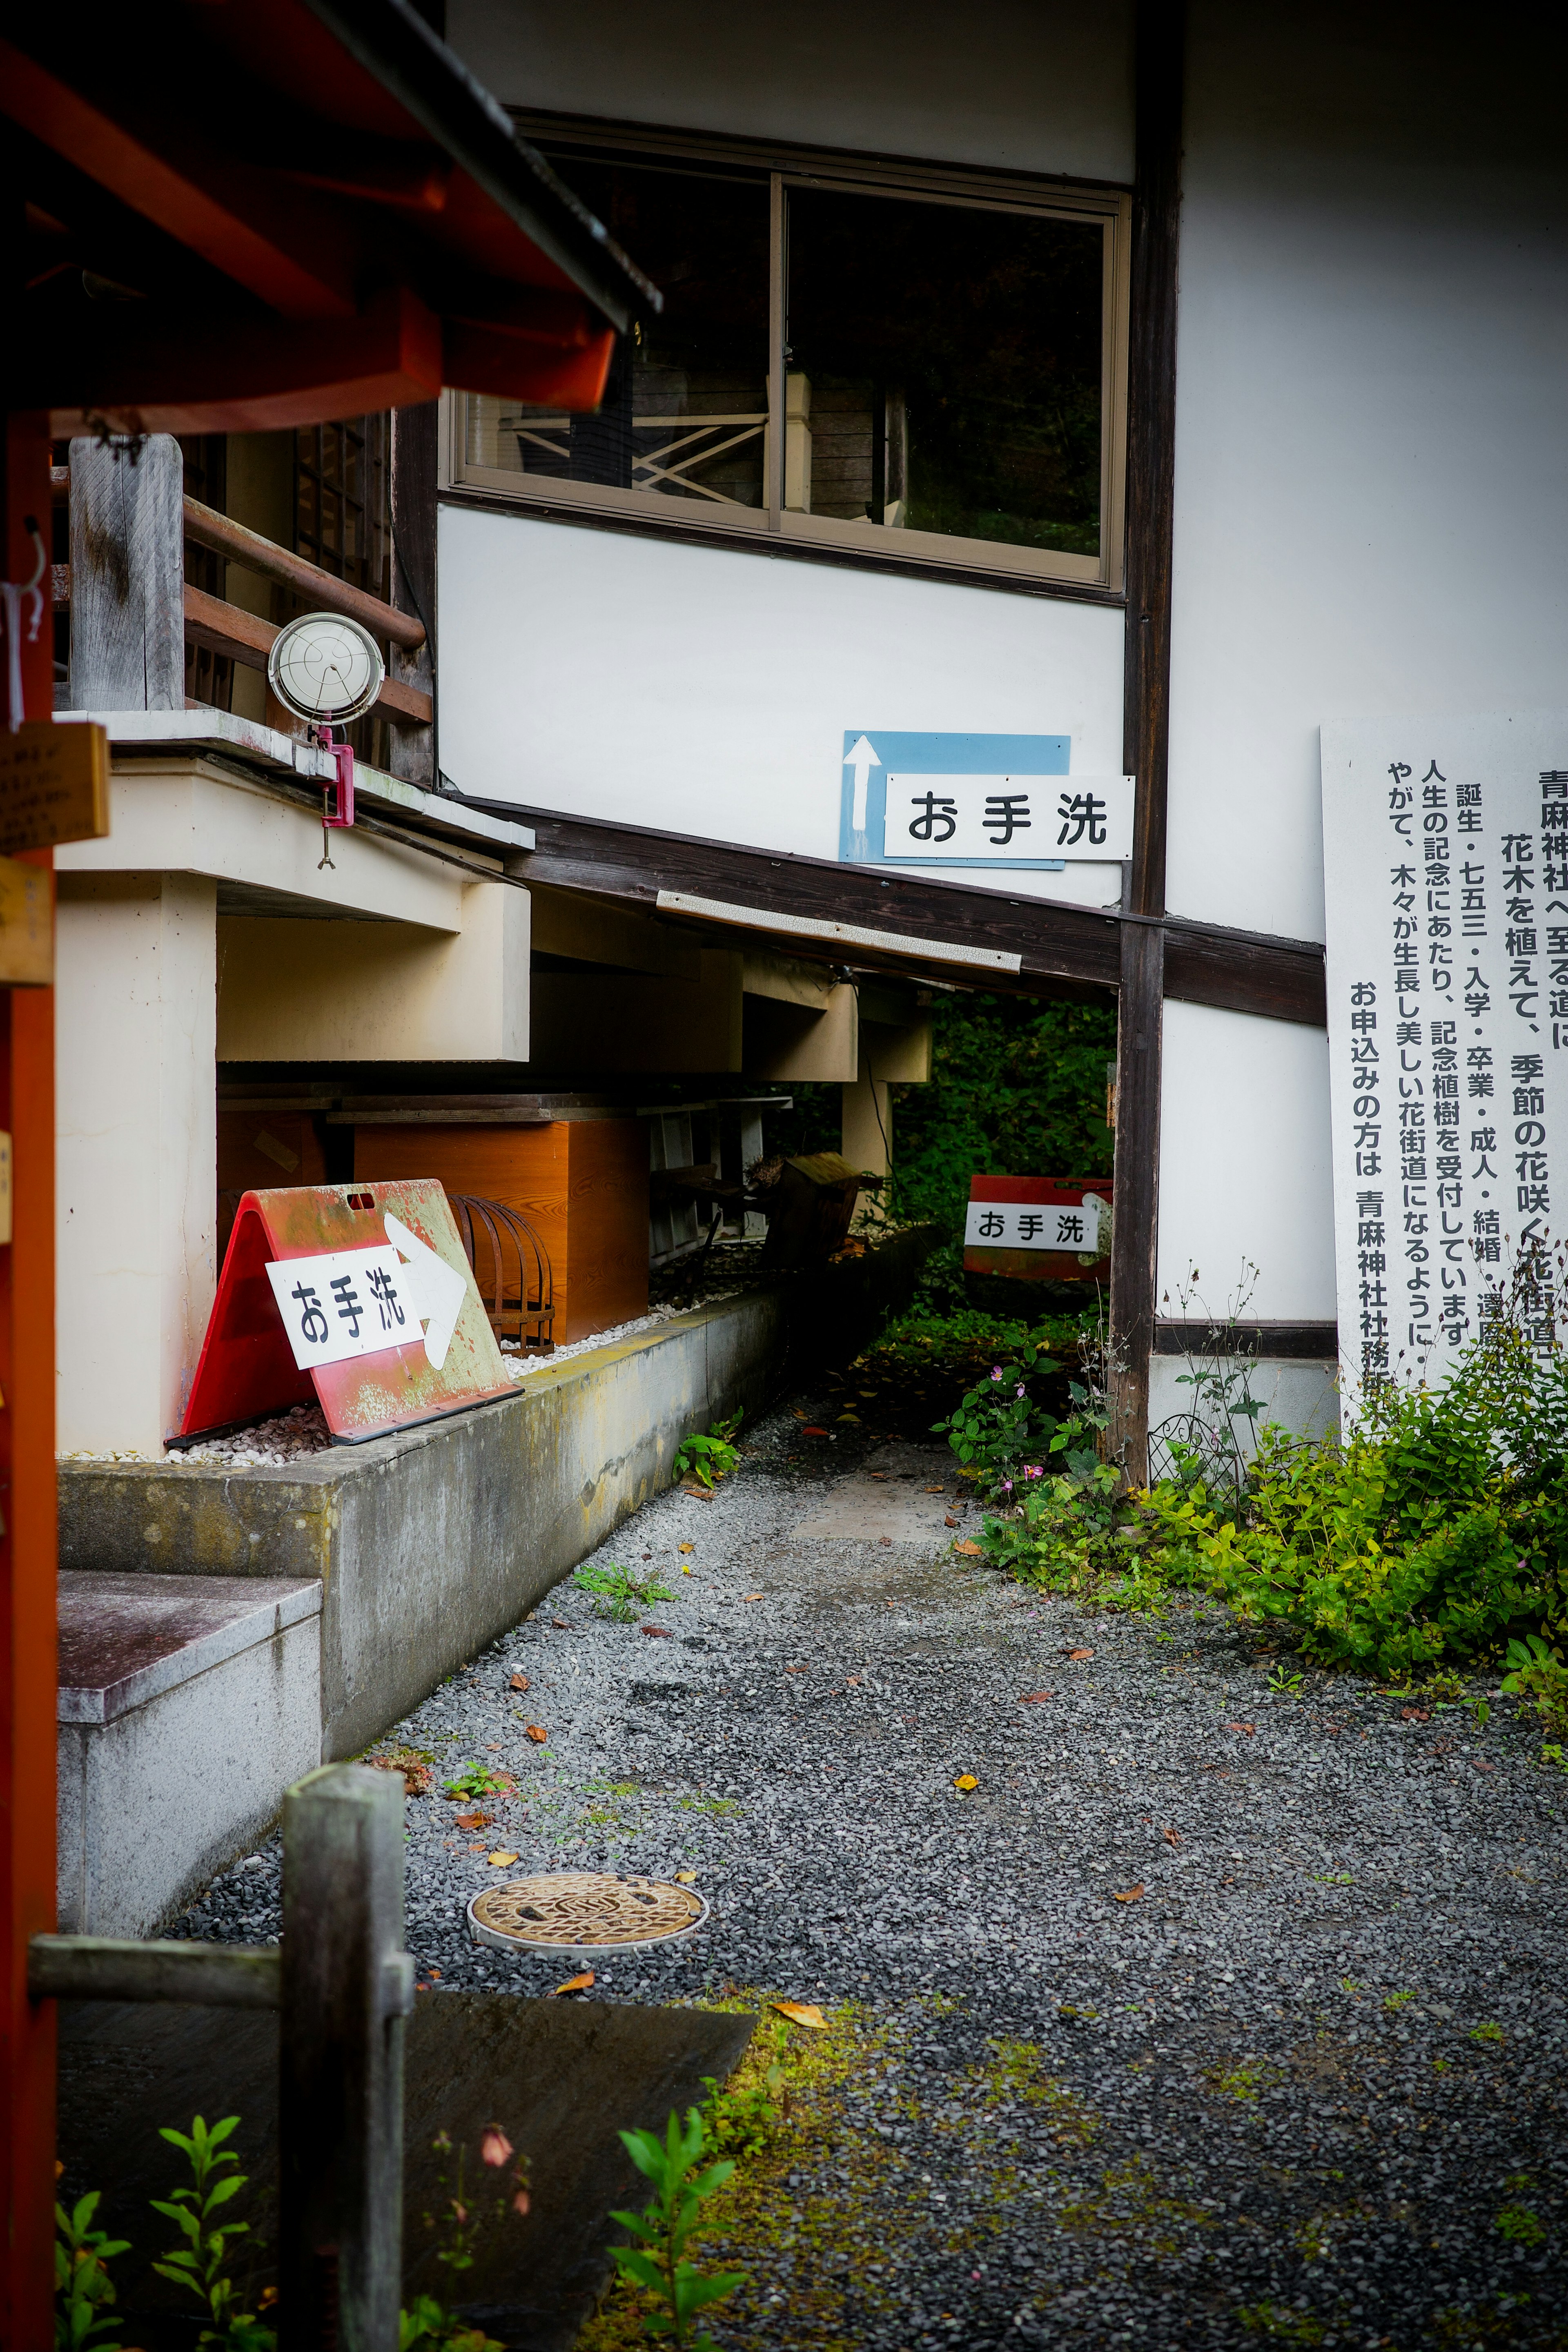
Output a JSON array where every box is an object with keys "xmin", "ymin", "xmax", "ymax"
[{"xmin": 173, "ymin": 1398, "xmax": 1568, "ymax": 2347}]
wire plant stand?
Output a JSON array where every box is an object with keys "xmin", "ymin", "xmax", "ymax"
[{"xmin": 447, "ymin": 1192, "xmax": 556, "ymax": 1354}]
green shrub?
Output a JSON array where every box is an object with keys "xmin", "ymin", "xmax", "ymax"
[{"xmin": 973, "ymin": 1300, "xmax": 1568, "ymax": 1681}]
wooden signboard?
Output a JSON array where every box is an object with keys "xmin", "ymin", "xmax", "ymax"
[
  {"xmin": 177, "ymin": 1178, "xmax": 514, "ymax": 1445},
  {"xmin": 963, "ymin": 1174, "xmax": 1114, "ymax": 1283},
  {"xmin": 0, "ymin": 858, "xmax": 52, "ymax": 985},
  {"xmin": 0, "ymin": 721, "xmax": 110, "ymax": 855}
]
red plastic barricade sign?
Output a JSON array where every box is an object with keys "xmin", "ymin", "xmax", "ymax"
[
  {"xmin": 962, "ymin": 1174, "xmax": 1114, "ymax": 1283},
  {"xmin": 178, "ymin": 1179, "xmax": 514, "ymax": 1445}
]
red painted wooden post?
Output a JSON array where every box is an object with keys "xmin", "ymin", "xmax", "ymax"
[{"xmin": 0, "ymin": 407, "xmax": 59, "ymax": 2346}]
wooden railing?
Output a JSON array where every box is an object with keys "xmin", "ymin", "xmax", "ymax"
[{"xmin": 53, "ymin": 452, "xmax": 433, "ymax": 731}]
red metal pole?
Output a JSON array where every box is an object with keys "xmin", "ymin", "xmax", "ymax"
[{"xmin": 0, "ymin": 409, "xmax": 58, "ymax": 2346}]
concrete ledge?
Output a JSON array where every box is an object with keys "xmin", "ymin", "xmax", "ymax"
[
  {"xmin": 59, "ymin": 1228, "xmax": 935, "ymax": 1760},
  {"xmin": 58, "ymin": 1572, "xmax": 323, "ymax": 1936}
]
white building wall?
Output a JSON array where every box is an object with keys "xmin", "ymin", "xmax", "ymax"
[
  {"xmin": 438, "ymin": 508, "xmax": 1127, "ymax": 911},
  {"xmin": 1167, "ymin": 0, "xmax": 1568, "ymax": 947},
  {"xmin": 1154, "ymin": 2, "xmax": 1568, "ymax": 1348},
  {"xmin": 447, "ymin": 0, "xmax": 1134, "ymax": 180}
]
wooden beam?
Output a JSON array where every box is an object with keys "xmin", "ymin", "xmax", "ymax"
[
  {"xmin": 37, "ymin": 288, "xmax": 444, "ymax": 441},
  {"xmin": 68, "ymin": 433, "xmax": 185, "ymax": 713},
  {"xmin": 180, "ymin": 585, "xmax": 433, "ymax": 726},
  {"xmin": 388, "ymin": 402, "xmax": 439, "ymax": 787},
  {"xmin": 1, "ymin": 406, "xmax": 58, "ymax": 2352},
  {"xmin": 1109, "ymin": 0, "xmax": 1185, "ymax": 1486},
  {"xmin": 0, "ymin": 40, "xmax": 359, "ymax": 319},
  {"xmin": 27, "ymin": 1933, "xmax": 280, "ymax": 2007},
  {"xmin": 183, "ymin": 497, "xmax": 426, "ymax": 652},
  {"xmin": 499, "ymin": 803, "xmax": 1325, "ymax": 1023}
]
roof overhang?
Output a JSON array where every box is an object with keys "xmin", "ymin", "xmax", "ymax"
[{"xmin": 5, "ymin": 0, "xmax": 659, "ymax": 434}]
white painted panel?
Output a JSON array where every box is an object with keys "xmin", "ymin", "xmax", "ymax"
[
  {"xmin": 1157, "ymin": 1000, "xmax": 1336, "ymax": 1322},
  {"xmin": 1148, "ymin": 1355, "xmax": 1339, "ymax": 1448},
  {"xmin": 438, "ymin": 504, "xmax": 1128, "ymax": 911},
  {"xmin": 1166, "ymin": 0, "xmax": 1568, "ymax": 944},
  {"xmin": 445, "ymin": 0, "xmax": 1134, "ymax": 182}
]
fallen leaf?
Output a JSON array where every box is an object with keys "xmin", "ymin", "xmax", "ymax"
[
  {"xmin": 681, "ymin": 1480, "xmax": 714, "ymax": 1499},
  {"xmin": 954, "ymin": 1773, "xmax": 979, "ymax": 1792},
  {"xmin": 525, "ymin": 1724, "xmax": 548, "ymax": 1743},
  {"xmin": 846, "ymin": 1675, "xmax": 860, "ymax": 1686},
  {"xmin": 1473, "ymin": 1759, "xmax": 1495, "ymax": 1772},
  {"xmin": 675, "ymin": 1870, "xmax": 698, "ymax": 1883},
  {"xmin": 678, "ymin": 1542, "xmax": 695, "ymax": 1554},
  {"xmin": 488, "ymin": 1851, "xmax": 520, "ymax": 1866},
  {"xmin": 879, "ymin": 1535, "xmax": 893, "ymax": 1548},
  {"xmin": 802, "ymin": 1425, "xmax": 828, "ymax": 1437},
  {"xmin": 869, "ymin": 1472, "xmax": 889, "ymax": 1481},
  {"xmin": 485, "ymin": 1742, "xmax": 503, "ymax": 1751},
  {"xmin": 642, "ymin": 1624, "xmax": 673, "ymax": 1638},
  {"xmin": 1113, "ymin": 1884, "xmax": 1145, "ymax": 1902},
  {"xmin": 468, "ymin": 1842, "xmax": 486, "ymax": 1853},
  {"xmin": 1401, "ymin": 1707, "xmax": 1430, "ymax": 1722},
  {"xmin": 1162, "ymin": 1825, "xmax": 1182, "ymax": 1848},
  {"xmin": 453, "ymin": 1811, "xmax": 493, "ymax": 1831},
  {"xmin": 953, "ymin": 1539, "xmax": 984, "ymax": 1557},
  {"xmin": 742, "ymin": 1592, "xmax": 765, "ymax": 1602},
  {"xmin": 1019, "ymin": 1690, "xmax": 1055, "ymax": 1704},
  {"xmin": 944, "ymin": 1515, "xmax": 959, "ymax": 1528},
  {"xmin": 552, "ymin": 1971, "xmax": 595, "ymax": 1996},
  {"xmin": 552, "ymin": 1617, "xmax": 571, "ymax": 1630},
  {"xmin": 509, "ymin": 1673, "xmax": 529, "ymax": 1692},
  {"xmin": 924, "ymin": 1486, "xmax": 945, "ymax": 1493},
  {"xmin": 773, "ymin": 2000, "xmax": 829, "ymax": 2030},
  {"xmin": 1064, "ymin": 1647, "xmax": 1094, "ymax": 1661}
]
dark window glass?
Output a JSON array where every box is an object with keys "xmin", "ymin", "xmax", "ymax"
[
  {"xmin": 786, "ymin": 187, "xmax": 1102, "ymax": 557},
  {"xmin": 476, "ymin": 160, "xmax": 771, "ymax": 511}
]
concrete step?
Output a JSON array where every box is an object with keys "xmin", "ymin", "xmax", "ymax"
[{"xmin": 58, "ymin": 1570, "xmax": 322, "ymax": 1937}]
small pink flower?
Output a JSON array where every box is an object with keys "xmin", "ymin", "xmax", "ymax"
[
  {"xmin": 1025, "ymin": 1465, "xmax": 1043, "ymax": 1479},
  {"xmin": 1016, "ymin": 1384, "xmax": 1026, "ymax": 1397},
  {"xmin": 480, "ymin": 2127, "xmax": 513, "ymax": 2169},
  {"xmin": 990, "ymin": 1366, "xmax": 1003, "ymax": 1381},
  {"xmin": 512, "ymin": 2187, "xmax": 532, "ymax": 2217}
]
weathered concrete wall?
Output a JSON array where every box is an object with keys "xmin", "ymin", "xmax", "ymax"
[
  {"xmin": 58, "ymin": 1232, "xmax": 934, "ymax": 1759},
  {"xmin": 58, "ymin": 1575, "xmax": 323, "ymax": 1937}
]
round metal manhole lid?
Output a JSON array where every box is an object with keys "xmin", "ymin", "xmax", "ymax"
[{"xmin": 468, "ymin": 1871, "xmax": 708, "ymax": 1958}]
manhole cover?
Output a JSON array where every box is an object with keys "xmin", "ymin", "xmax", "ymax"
[{"xmin": 468, "ymin": 1871, "xmax": 708, "ymax": 1958}]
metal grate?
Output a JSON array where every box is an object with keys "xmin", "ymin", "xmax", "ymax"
[{"xmin": 468, "ymin": 1871, "xmax": 706, "ymax": 1957}]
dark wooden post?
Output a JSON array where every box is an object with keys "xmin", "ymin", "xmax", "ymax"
[
  {"xmin": 279, "ymin": 1763, "xmax": 413, "ymax": 2352},
  {"xmin": 67, "ymin": 433, "xmax": 185, "ymax": 711},
  {"xmin": 388, "ymin": 403, "xmax": 437, "ymax": 788},
  {"xmin": 1109, "ymin": 0, "xmax": 1185, "ymax": 1485}
]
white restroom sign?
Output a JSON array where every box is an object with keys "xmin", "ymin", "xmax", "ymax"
[
  {"xmin": 883, "ymin": 773, "xmax": 1133, "ymax": 863},
  {"xmin": 266, "ymin": 1245, "xmax": 412, "ymax": 1370},
  {"xmin": 264, "ymin": 1213, "xmax": 470, "ymax": 1374},
  {"xmin": 963, "ymin": 1196, "xmax": 1106, "ymax": 1252}
]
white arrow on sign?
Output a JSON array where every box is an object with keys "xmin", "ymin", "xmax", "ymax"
[{"xmin": 844, "ymin": 735, "xmax": 880, "ymax": 833}]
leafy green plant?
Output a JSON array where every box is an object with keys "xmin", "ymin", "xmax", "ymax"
[
  {"xmin": 1267, "ymin": 1663, "xmax": 1304, "ymax": 1694},
  {"xmin": 609, "ymin": 2108, "xmax": 744, "ymax": 2348},
  {"xmin": 572, "ymin": 1563, "xmax": 678, "ymax": 1622},
  {"xmin": 673, "ymin": 1411, "xmax": 743, "ymax": 1491},
  {"xmin": 403, "ymin": 2125, "xmax": 531, "ymax": 2351},
  {"xmin": 55, "ymin": 2188, "xmax": 131, "ymax": 2351},
  {"xmin": 1495, "ymin": 2205, "xmax": 1546, "ymax": 2245},
  {"xmin": 150, "ymin": 2114, "xmax": 275, "ymax": 2349},
  {"xmin": 932, "ymin": 1338, "xmax": 1058, "ymax": 1486},
  {"xmin": 439, "ymin": 1763, "xmax": 515, "ymax": 1802},
  {"xmin": 700, "ymin": 2022, "xmax": 789, "ymax": 2158},
  {"xmin": 1501, "ymin": 1631, "xmax": 1568, "ymax": 1729}
]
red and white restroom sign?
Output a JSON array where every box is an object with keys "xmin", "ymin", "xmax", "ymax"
[
  {"xmin": 178, "ymin": 1179, "xmax": 514, "ymax": 1446},
  {"xmin": 962, "ymin": 1175, "xmax": 1114, "ymax": 1283}
]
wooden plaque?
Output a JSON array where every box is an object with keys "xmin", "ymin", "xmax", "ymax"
[
  {"xmin": 0, "ymin": 722, "xmax": 110, "ymax": 856},
  {"xmin": 0, "ymin": 858, "xmax": 53, "ymax": 986}
]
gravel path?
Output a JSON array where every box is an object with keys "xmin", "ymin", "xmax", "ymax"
[{"xmin": 179, "ymin": 1397, "xmax": 1568, "ymax": 2349}]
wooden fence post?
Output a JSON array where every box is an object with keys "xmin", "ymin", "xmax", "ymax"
[
  {"xmin": 279, "ymin": 1763, "xmax": 413, "ymax": 2352},
  {"xmin": 67, "ymin": 434, "xmax": 185, "ymax": 710}
]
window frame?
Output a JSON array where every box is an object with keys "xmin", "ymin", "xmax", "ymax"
[{"xmin": 441, "ymin": 116, "xmax": 1132, "ymax": 601}]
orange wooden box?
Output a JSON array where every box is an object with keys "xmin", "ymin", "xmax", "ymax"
[{"xmin": 351, "ymin": 1120, "xmax": 649, "ymax": 1344}]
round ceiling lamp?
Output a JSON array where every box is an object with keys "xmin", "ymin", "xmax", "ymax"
[{"xmin": 266, "ymin": 610, "xmax": 385, "ymax": 725}]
